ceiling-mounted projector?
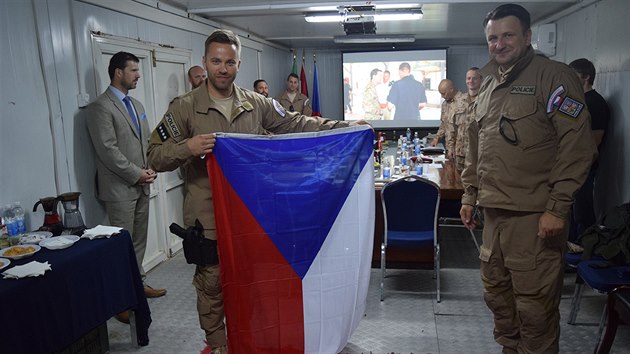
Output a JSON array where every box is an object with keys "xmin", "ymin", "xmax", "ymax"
[
  {"xmin": 343, "ymin": 19, "xmax": 376, "ymax": 35},
  {"xmin": 341, "ymin": 5, "xmax": 376, "ymax": 35}
]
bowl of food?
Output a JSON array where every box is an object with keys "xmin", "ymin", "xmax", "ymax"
[
  {"xmin": 19, "ymin": 231, "xmax": 52, "ymax": 245},
  {"xmin": 39, "ymin": 235, "xmax": 80, "ymax": 250},
  {"xmin": 0, "ymin": 245, "xmax": 41, "ymax": 260},
  {"xmin": 0, "ymin": 257, "xmax": 10, "ymax": 270}
]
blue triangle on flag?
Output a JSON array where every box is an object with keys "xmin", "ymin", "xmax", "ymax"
[{"xmin": 212, "ymin": 128, "xmax": 373, "ymax": 278}]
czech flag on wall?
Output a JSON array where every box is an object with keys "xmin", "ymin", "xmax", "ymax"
[{"xmin": 207, "ymin": 126, "xmax": 375, "ymax": 353}]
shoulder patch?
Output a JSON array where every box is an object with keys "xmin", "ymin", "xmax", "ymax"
[
  {"xmin": 510, "ymin": 85, "xmax": 536, "ymax": 95},
  {"xmin": 165, "ymin": 112, "xmax": 182, "ymax": 138},
  {"xmin": 242, "ymin": 101, "xmax": 254, "ymax": 111},
  {"xmin": 156, "ymin": 123, "xmax": 170, "ymax": 142},
  {"xmin": 558, "ymin": 97, "xmax": 584, "ymax": 118},
  {"xmin": 546, "ymin": 85, "xmax": 565, "ymax": 113},
  {"xmin": 272, "ymin": 99, "xmax": 286, "ymax": 118}
]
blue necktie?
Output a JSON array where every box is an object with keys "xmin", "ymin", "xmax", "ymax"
[{"xmin": 123, "ymin": 96, "xmax": 141, "ymax": 137}]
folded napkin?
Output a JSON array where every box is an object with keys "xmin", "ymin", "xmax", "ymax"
[
  {"xmin": 81, "ymin": 225, "xmax": 123, "ymax": 240},
  {"xmin": 3, "ymin": 261, "xmax": 51, "ymax": 279}
]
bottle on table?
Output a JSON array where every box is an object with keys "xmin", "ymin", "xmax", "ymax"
[
  {"xmin": 406, "ymin": 128, "xmax": 411, "ymax": 142},
  {"xmin": 2, "ymin": 204, "xmax": 17, "ymax": 236},
  {"xmin": 415, "ymin": 162, "xmax": 423, "ymax": 175},
  {"xmin": 383, "ymin": 160, "xmax": 391, "ymax": 179},
  {"xmin": 12, "ymin": 202, "xmax": 26, "ymax": 235}
]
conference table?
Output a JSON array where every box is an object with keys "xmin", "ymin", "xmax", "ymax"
[
  {"xmin": 0, "ymin": 230, "xmax": 151, "ymax": 353},
  {"xmin": 372, "ymin": 145, "xmax": 465, "ymax": 267}
]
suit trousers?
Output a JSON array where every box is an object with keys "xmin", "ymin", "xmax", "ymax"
[
  {"xmin": 480, "ymin": 208, "xmax": 567, "ymax": 354},
  {"xmin": 192, "ymin": 263, "xmax": 226, "ymax": 347},
  {"xmin": 104, "ymin": 192, "xmax": 150, "ymax": 278}
]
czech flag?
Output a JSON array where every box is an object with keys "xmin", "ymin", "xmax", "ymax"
[
  {"xmin": 311, "ymin": 61, "xmax": 321, "ymax": 117},
  {"xmin": 207, "ymin": 126, "xmax": 375, "ymax": 353}
]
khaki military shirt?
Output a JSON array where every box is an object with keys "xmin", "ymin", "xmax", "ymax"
[
  {"xmin": 362, "ymin": 81, "xmax": 382, "ymax": 120},
  {"xmin": 276, "ymin": 91, "xmax": 312, "ymax": 116},
  {"xmin": 437, "ymin": 91, "xmax": 467, "ymax": 153},
  {"xmin": 461, "ymin": 47, "xmax": 597, "ymax": 218},
  {"xmin": 148, "ymin": 83, "xmax": 349, "ymax": 238},
  {"xmin": 452, "ymin": 93, "xmax": 478, "ymax": 158}
]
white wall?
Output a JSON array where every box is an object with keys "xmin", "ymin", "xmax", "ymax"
[
  {"xmin": 0, "ymin": 0, "xmax": 290, "ymax": 230},
  {"xmin": 552, "ymin": 0, "xmax": 630, "ymax": 215}
]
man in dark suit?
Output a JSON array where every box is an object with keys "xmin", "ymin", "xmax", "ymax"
[{"xmin": 86, "ymin": 52, "xmax": 167, "ymax": 316}]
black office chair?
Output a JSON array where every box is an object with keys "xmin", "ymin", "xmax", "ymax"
[{"xmin": 380, "ymin": 175, "xmax": 441, "ymax": 302}]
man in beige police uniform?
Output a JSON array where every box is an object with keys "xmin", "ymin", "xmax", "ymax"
[
  {"xmin": 431, "ymin": 79, "xmax": 466, "ymax": 159},
  {"xmin": 450, "ymin": 67, "xmax": 482, "ymax": 174},
  {"xmin": 147, "ymin": 29, "xmax": 368, "ymax": 354},
  {"xmin": 276, "ymin": 73, "xmax": 312, "ymax": 115},
  {"xmin": 459, "ymin": 4, "xmax": 597, "ymax": 353}
]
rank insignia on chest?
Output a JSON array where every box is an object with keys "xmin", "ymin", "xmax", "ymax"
[
  {"xmin": 558, "ymin": 96, "xmax": 584, "ymax": 118},
  {"xmin": 510, "ymin": 85, "xmax": 536, "ymax": 95},
  {"xmin": 165, "ymin": 112, "xmax": 182, "ymax": 138}
]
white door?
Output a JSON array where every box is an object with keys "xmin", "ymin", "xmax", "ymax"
[{"xmin": 91, "ymin": 35, "xmax": 189, "ymax": 271}]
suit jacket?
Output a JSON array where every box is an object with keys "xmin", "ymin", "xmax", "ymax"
[{"xmin": 86, "ymin": 87, "xmax": 150, "ymax": 202}]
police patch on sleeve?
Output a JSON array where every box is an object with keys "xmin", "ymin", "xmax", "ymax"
[
  {"xmin": 164, "ymin": 112, "xmax": 182, "ymax": 138},
  {"xmin": 558, "ymin": 97, "xmax": 584, "ymax": 118},
  {"xmin": 546, "ymin": 85, "xmax": 565, "ymax": 113},
  {"xmin": 156, "ymin": 123, "xmax": 170, "ymax": 142},
  {"xmin": 272, "ymin": 99, "xmax": 286, "ymax": 118}
]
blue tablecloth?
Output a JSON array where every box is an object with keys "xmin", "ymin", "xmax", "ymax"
[{"xmin": 0, "ymin": 231, "xmax": 151, "ymax": 353}]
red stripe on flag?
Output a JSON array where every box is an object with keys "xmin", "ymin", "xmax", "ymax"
[
  {"xmin": 300, "ymin": 65, "xmax": 308, "ymax": 97},
  {"xmin": 207, "ymin": 156, "xmax": 305, "ymax": 353}
]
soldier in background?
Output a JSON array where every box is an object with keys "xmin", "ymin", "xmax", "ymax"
[
  {"xmin": 451, "ymin": 67, "xmax": 482, "ymax": 174},
  {"xmin": 188, "ymin": 65, "xmax": 206, "ymax": 89}
]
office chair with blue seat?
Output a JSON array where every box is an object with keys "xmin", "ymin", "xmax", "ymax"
[{"xmin": 380, "ymin": 175, "xmax": 441, "ymax": 302}]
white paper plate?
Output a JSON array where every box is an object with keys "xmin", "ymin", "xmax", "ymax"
[
  {"xmin": 39, "ymin": 235, "xmax": 80, "ymax": 250},
  {"xmin": 0, "ymin": 258, "xmax": 10, "ymax": 270},
  {"xmin": 19, "ymin": 231, "xmax": 53, "ymax": 245},
  {"xmin": 0, "ymin": 245, "xmax": 41, "ymax": 260}
]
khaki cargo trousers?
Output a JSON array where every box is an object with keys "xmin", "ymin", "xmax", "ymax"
[
  {"xmin": 480, "ymin": 208, "xmax": 567, "ymax": 354},
  {"xmin": 193, "ymin": 263, "xmax": 227, "ymax": 348}
]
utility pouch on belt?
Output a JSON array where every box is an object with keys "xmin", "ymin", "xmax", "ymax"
[{"xmin": 169, "ymin": 219, "xmax": 218, "ymax": 266}]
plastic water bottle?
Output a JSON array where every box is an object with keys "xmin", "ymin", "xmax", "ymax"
[
  {"xmin": 416, "ymin": 163, "xmax": 423, "ymax": 175},
  {"xmin": 383, "ymin": 160, "xmax": 391, "ymax": 179},
  {"xmin": 406, "ymin": 128, "xmax": 412, "ymax": 142},
  {"xmin": 3, "ymin": 204, "xmax": 18, "ymax": 236},
  {"xmin": 12, "ymin": 202, "xmax": 26, "ymax": 235}
]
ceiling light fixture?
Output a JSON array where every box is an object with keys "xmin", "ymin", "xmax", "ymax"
[
  {"xmin": 333, "ymin": 34, "xmax": 416, "ymax": 44},
  {"xmin": 305, "ymin": 8, "xmax": 422, "ymax": 23}
]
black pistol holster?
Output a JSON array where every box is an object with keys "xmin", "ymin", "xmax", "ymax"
[{"xmin": 169, "ymin": 219, "xmax": 218, "ymax": 266}]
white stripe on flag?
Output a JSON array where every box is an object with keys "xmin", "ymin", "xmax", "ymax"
[{"xmin": 302, "ymin": 154, "xmax": 375, "ymax": 353}]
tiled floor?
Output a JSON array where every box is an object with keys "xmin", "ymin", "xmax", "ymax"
[{"xmin": 108, "ymin": 228, "xmax": 630, "ymax": 353}]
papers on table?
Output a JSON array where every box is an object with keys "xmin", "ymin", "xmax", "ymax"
[
  {"xmin": 2, "ymin": 261, "xmax": 51, "ymax": 279},
  {"xmin": 81, "ymin": 225, "xmax": 123, "ymax": 240}
]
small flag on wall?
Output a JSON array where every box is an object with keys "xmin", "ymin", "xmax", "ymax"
[
  {"xmin": 311, "ymin": 55, "xmax": 321, "ymax": 116},
  {"xmin": 300, "ymin": 50, "xmax": 309, "ymax": 97}
]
